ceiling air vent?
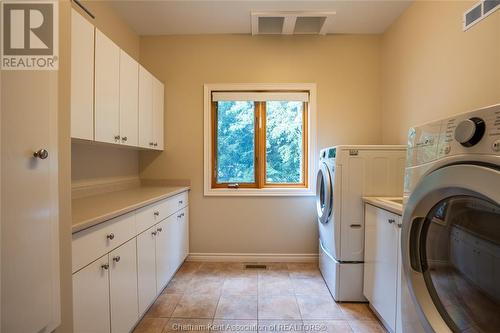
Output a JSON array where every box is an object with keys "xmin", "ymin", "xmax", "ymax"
[
  {"xmin": 463, "ymin": 0, "xmax": 500, "ymax": 31},
  {"xmin": 251, "ymin": 11, "xmax": 335, "ymax": 35}
]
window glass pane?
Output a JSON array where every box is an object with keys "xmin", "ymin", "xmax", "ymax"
[
  {"xmin": 266, "ymin": 101, "xmax": 304, "ymax": 184},
  {"xmin": 216, "ymin": 101, "xmax": 255, "ymax": 183}
]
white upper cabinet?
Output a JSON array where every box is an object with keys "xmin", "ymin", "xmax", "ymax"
[
  {"xmin": 71, "ymin": 9, "xmax": 94, "ymax": 140},
  {"xmin": 119, "ymin": 50, "xmax": 139, "ymax": 147},
  {"xmin": 95, "ymin": 29, "xmax": 120, "ymax": 144},
  {"xmin": 153, "ymin": 77, "xmax": 165, "ymax": 150},
  {"xmin": 139, "ymin": 66, "xmax": 154, "ymax": 149}
]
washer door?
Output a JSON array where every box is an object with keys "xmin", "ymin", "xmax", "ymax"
[
  {"xmin": 316, "ymin": 161, "xmax": 332, "ymax": 224},
  {"xmin": 402, "ymin": 164, "xmax": 500, "ymax": 333}
]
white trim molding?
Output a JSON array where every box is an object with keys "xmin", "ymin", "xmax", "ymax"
[
  {"xmin": 187, "ymin": 252, "xmax": 319, "ymax": 263},
  {"xmin": 203, "ymin": 83, "xmax": 318, "ymax": 197}
]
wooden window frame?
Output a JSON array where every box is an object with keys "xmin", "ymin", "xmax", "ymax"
[{"xmin": 211, "ymin": 98, "xmax": 308, "ymax": 189}]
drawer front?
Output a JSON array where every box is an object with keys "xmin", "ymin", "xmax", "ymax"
[
  {"xmin": 135, "ymin": 205, "xmax": 157, "ymax": 234},
  {"xmin": 155, "ymin": 192, "xmax": 189, "ymax": 220},
  {"xmin": 72, "ymin": 212, "xmax": 136, "ymax": 273}
]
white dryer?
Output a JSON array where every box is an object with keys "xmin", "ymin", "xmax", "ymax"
[
  {"xmin": 401, "ymin": 104, "xmax": 500, "ymax": 333},
  {"xmin": 316, "ymin": 145, "xmax": 406, "ymax": 301}
]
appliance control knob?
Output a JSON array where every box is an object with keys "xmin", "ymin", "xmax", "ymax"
[{"xmin": 454, "ymin": 117, "xmax": 485, "ymax": 147}]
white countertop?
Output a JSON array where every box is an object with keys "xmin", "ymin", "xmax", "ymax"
[
  {"xmin": 363, "ymin": 196, "xmax": 404, "ymax": 216},
  {"xmin": 72, "ymin": 185, "xmax": 190, "ymax": 233}
]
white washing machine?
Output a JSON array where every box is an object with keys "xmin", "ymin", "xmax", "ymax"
[
  {"xmin": 316, "ymin": 145, "xmax": 406, "ymax": 302},
  {"xmin": 401, "ymin": 104, "xmax": 500, "ymax": 333}
]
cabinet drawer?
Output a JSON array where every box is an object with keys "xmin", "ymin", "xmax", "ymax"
[
  {"xmin": 135, "ymin": 192, "xmax": 189, "ymax": 234},
  {"xmin": 72, "ymin": 212, "xmax": 136, "ymax": 273}
]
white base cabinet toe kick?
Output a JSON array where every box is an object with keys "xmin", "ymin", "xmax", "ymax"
[{"xmin": 72, "ymin": 191, "xmax": 189, "ymax": 333}]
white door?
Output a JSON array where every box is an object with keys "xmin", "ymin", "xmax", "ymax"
[
  {"xmin": 155, "ymin": 216, "xmax": 177, "ymax": 291},
  {"xmin": 363, "ymin": 205, "xmax": 398, "ymax": 332},
  {"xmin": 73, "ymin": 256, "xmax": 110, "ymax": 333},
  {"xmin": 138, "ymin": 66, "xmax": 153, "ymax": 149},
  {"xmin": 95, "ymin": 29, "xmax": 120, "ymax": 144},
  {"xmin": 137, "ymin": 226, "xmax": 158, "ymax": 315},
  {"xmin": 109, "ymin": 239, "xmax": 139, "ymax": 333},
  {"xmin": 152, "ymin": 77, "xmax": 164, "ymax": 150},
  {"xmin": 1, "ymin": 71, "xmax": 60, "ymax": 332},
  {"xmin": 180, "ymin": 208, "xmax": 189, "ymax": 263},
  {"xmin": 71, "ymin": 9, "xmax": 94, "ymax": 140},
  {"xmin": 119, "ymin": 50, "xmax": 139, "ymax": 147}
]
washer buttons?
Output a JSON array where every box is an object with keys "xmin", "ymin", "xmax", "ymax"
[{"xmin": 492, "ymin": 140, "xmax": 500, "ymax": 152}]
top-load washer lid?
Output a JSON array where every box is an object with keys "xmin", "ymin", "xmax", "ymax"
[
  {"xmin": 401, "ymin": 164, "xmax": 500, "ymax": 333},
  {"xmin": 316, "ymin": 161, "xmax": 332, "ymax": 224}
]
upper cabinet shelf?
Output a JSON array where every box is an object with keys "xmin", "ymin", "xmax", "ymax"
[{"xmin": 70, "ymin": 9, "xmax": 164, "ymax": 151}]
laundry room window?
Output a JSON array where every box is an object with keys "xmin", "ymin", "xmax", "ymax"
[{"xmin": 204, "ymin": 84, "xmax": 317, "ymax": 196}]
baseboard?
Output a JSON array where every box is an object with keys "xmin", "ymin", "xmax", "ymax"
[{"xmin": 186, "ymin": 252, "xmax": 318, "ymax": 263}]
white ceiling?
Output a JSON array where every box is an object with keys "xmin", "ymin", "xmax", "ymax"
[{"xmin": 108, "ymin": 0, "xmax": 412, "ymax": 35}]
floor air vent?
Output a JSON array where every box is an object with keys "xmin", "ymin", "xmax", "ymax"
[{"xmin": 245, "ymin": 264, "xmax": 267, "ymax": 269}]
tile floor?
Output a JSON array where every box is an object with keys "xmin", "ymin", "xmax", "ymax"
[{"xmin": 134, "ymin": 262, "xmax": 386, "ymax": 333}]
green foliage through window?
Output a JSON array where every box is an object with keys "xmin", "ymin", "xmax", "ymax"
[
  {"xmin": 216, "ymin": 101, "xmax": 255, "ymax": 183},
  {"xmin": 266, "ymin": 101, "xmax": 303, "ymax": 184}
]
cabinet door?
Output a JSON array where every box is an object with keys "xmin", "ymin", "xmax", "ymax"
[
  {"xmin": 137, "ymin": 226, "xmax": 158, "ymax": 315},
  {"xmin": 364, "ymin": 205, "xmax": 398, "ymax": 332},
  {"xmin": 95, "ymin": 29, "xmax": 120, "ymax": 144},
  {"xmin": 152, "ymin": 77, "xmax": 164, "ymax": 150},
  {"xmin": 156, "ymin": 216, "xmax": 176, "ymax": 291},
  {"xmin": 119, "ymin": 50, "xmax": 139, "ymax": 147},
  {"xmin": 109, "ymin": 238, "xmax": 139, "ymax": 333},
  {"xmin": 73, "ymin": 256, "xmax": 110, "ymax": 333},
  {"xmin": 138, "ymin": 66, "xmax": 153, "ymax": 149},
  {"xmin": 71, "ymin": 9, "xmax": 94, "ymax": 140},
  {"xmin": 180, "ymin": 207, "xmax": 189, "ymax": 263}
]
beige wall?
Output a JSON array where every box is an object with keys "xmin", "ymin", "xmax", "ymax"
[
  {"xmin": 139, "ymin": 35, "xmax": 382, "ymax": 254},
  {"xmin": 71, "ymin": 0, "xmax": 141, "ymax": 184},
  {"xmin": 381, "ymin": 1, "xmax": 500, "ymax": 144}
]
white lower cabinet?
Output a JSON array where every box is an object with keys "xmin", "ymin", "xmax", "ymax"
[
  {"xmin": 73, "ymin": 191, "xmax": 189, "ymax": 333},
  {"xmin": 73, "ymin": 255, "xmax": 111, "ymax": 333},
  {"xmin": 137, "ymin": 225, "xmax": 158, "ymax": 315},
  {"xmin": 110, "ymin": 239, "xmax": 139, "ymax": 333},
  {"xmin": 364, "ymin": 204, "xmax": 401, "ymax": 333}
]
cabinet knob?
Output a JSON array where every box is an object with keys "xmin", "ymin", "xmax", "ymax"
[
  {"xmin": 157, "ymin": 227, "xmax": 163, "ymax": 232},
  {"xmin": 152, "ymin": 231, "xmax": 157, "ymax": 236},
  {"xmin": 179, "ymin": 200, "xmax": 183, "ymax": 204},
  {"xmin": 177, "ymin": 214, "xmax": 181, "ymax": 218},
  {"xmin": 388, "ymin": 219, "xmax": 396, "ymax": 224},
  {"xmin": 122, "ymin": 136, "xmax": 128, "ymax": 142},
  {"xmin": 153, "ymin": 142, "xmax": 158, "ymax": 147},
  {"xmin": 106, "ymin": 233, "xmax": 115, "ymax": 240},
  {"xmin": 154, "ymin": 211, "xmax": 160, "ymax": 216},
  {"xmin": 112, "ymin": 256, "xmax": 121, "ymax": 263},
  {"xmin": 101, "ymin": 263, "xmax": 109, "ymax": 270},
  {"xmin": 181, "ymin": 213, "xmax": 185, "ymax": 217},
  {"xmin": 33, "ymin": 149, "xmax": 49, "ymax": 159},
  {"xmin": 114, "ymin": 135, "xmax": 120, "ymax": 141},
  {"xmin": 149, "ymin": 142, "xmax": 154, "ymax": 146}
]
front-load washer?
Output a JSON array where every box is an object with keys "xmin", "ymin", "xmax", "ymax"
[
  {"xmin": 401, "ymin": 103, "xmax": 500, "ymax": 333},
  {"xmin": 316, "ymin": 145, "xmax": 406, "ymax": 301}
]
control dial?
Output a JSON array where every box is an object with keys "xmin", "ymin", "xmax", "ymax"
[{"xmin": 454, "ymin": 117, "xmax": 485, "ymax": 147}]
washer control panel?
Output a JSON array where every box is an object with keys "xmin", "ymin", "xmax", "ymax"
[{"xmin": 406, "ymin": 104, "xmax": 500, "ymax": 167}]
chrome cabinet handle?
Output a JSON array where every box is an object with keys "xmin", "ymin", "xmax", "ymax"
[
  {"xmin": 154, "ymin": 142, "xmax": 158, "ymax": 147},
  {"xmin": 101, "ymin": 263, "xmax": 109, "ymax": 270},
  {"xmin": 152, "ymin": 231, "xmax": 157, "ymax": 236},
  {"xmin": 181, "ymin": 213, "xmax": 185, "ymax": 217},
  {"xmin": 157, "ymin": 227, "xmax": 163, "ymax": 232},
  {"xmin": 112, "ymin": 256, "xmax": 121, "ymax": 263},
  {"xmin": 154, "ymin": 211, "xmax": 160, "ymax": 216},
  {"xmin": 177, "ymin": 214, "xmax": 181, "ymax": 218},
  {"xmin": 149, "ymin": 142, "xmax": 154, "ymax": 146},
  {"xmin": 114, "ymin": 135, "xmax": 120, "ymax": 141},
  {"xmin": 179, "ymin": 200, "xmax": 183, "ymax": 204},
  {"xmin": 388, "ymin": 219, "xmax": 396, "ymax": 224},
  {"xmin": 122, "ymin": 136, "xmax": 128, "ymax": 142},
  {"xmin": 106, "ymin": 233, "xmax": 115, "ymax": 240},
  {"xmin": 33, "ymin": 149, "xmax": 49, "ymax": 159}
]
